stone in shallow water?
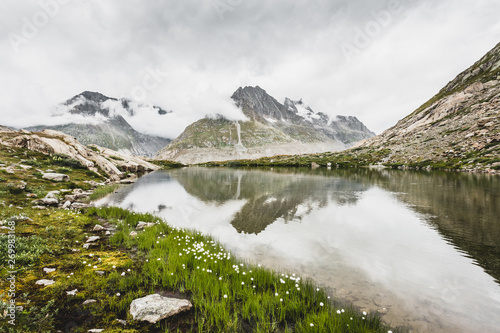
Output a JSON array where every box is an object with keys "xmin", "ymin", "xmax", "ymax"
[{"xmin": 129, "ymin": 294, "xmax": 192, "ymax": 323}]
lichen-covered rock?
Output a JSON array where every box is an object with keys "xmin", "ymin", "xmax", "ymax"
[{"xmin": 129, "ymin": 294, "xmax": 192, "ymax": 323}]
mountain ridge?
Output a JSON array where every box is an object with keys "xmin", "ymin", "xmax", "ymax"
[
  {"xmin": 26, "ymin": 91, "xmax": 172, "ymax": 157},
  {"xmin": 355, "ymin": 41, "xmax": 500, "ymax": 171},
  {"xmin": 155, "ymin": 86, "xmax": 375, "ymax": 164}
]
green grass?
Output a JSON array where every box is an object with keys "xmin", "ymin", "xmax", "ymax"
[
  {"xmin": 151, "ymin": 160, "xmax": 187, "ymax": 169},
  {"xmin": 87, "ymin": 184, "xmax": 122, "ymax": 201}
]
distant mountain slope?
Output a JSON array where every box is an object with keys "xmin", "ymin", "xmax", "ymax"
[
  {"xmin": 357, "ymin": 41, "xmax": 500, "ymax": 172},
  {"xmin": 155, "ymin": 86, "xmax": 374, "ymax": 164},
  {"xmin": 26, "ymin": 91, "xmax": 172, "ymax": 157}
]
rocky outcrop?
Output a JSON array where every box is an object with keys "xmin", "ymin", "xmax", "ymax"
[
  {"xmin": 129, "ymin": 294, "xmax": 192, "ymax": 323},
  {"xmin": 156, "ymin": 86, "xmax": 374, "ymax": 164},
  {"xmin": 0, "ymin": 128, "xmax": 160, "ymax": 181},
  {"xmin": 356, "ymin": 41, "xmax": 500, "ymax": 173},
  {"xmin": 26, "ymin": 91, "xmax": 172, "ymax": 157}
]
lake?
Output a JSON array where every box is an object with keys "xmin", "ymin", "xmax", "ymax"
[{"xmin": 98, "ymin": 167, "xmax": 500, "ymax": 332}]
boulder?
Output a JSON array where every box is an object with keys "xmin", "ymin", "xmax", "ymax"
[
  {"xmin": 62, "ymin": 201, "xmax": 72, "ymax": 209},
  {"xmin": 129, "ymin": 294, "xmax": 192, "ymax": 323},
  {"xmin": 43, "ymin": 173, "xmax": 70, "ymax": 182}
]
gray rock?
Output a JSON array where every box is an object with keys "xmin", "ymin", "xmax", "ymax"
[
  {"xmin": 35, "ymin": 279, "xmax": 55, "ymax": 286},
  {"xmin": 129, "ymin": 231, "xmax": 138, "ymax": 238},
  {"xmin": 42, "ymin": 173, "xmax": 70, "ymax": 182},
  {"xmin": 115, "ymin": 319, "xmax": 127, "ymax": 325},
  {"xmin": 62, "ymin": 201, "xmax": 72, "ymax": 209},
  {"xmin": 71, "ymin": 203, "xmax": 91, "ymax": 209},
  {"xmin": 93, "ymin": 224, "xmax": 106, "ymax": 231},
  {"xmin": 95, "ymin": 271, "xmax": 105, "ymax": 276},
  {"xmin": 32, "ymin": 198, "xmax": 59, "ymax": 206},
  {"xmin": 45, "ymin": 191, "xmax": 60, "ymax": 198},
  {"xmin": 13, "ymin": 181, "xmax": 27, "ymax": 190},
  {"xmin": 66, "ymin": 289, "xmax": 78, "ymax": 296},
  {"xmin": 87, "ymin": 329, "xmax": 103, "ymax": 333},
  {"xmin": 43, "ymin": 268, "xmax": 56, "ymax": 274},
  {"xmin": 129, "ymin": 294, "xmax": 192, "ymax": 323},
  {"xmin": 64, "ymin": 194, "xmax": 77, "ymax": 202},
  {"xmin": 42, "ymin": 198, "xmax": 59, "ymax": 206},
  {"xmin": 136, "ymin": 222, "xmax": 156, "ymax": 230},
  {"xmin": 86, "ymin": 236, "xmax": 100, "ymax": 243},
  {"xmin": 83, "ymin": 299, "xmax": 97, "ymax": 305}
]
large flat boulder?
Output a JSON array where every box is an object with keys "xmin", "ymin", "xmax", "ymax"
[
  {"xmin": 42, "ymin": 173, "xmax": 70, "ymax": 182},
  {"xmin": 129, "ymin": 294, "xmax": 192, "ymax": 323}
]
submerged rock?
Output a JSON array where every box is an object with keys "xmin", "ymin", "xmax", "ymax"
[{"xmin": 129, "ymin": 294, "xmax": 192, "ymax": 323}]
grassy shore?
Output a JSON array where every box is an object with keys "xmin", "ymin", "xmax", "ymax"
[
  {"xmin": 199, "ymin": 146, "xmax": 500, "ymax": 173},
  {"xmin": 0, "ymin": 146, "xmax": 398, "ymax": 332}
]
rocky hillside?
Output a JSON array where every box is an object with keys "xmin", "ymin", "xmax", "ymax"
[
  {"xmin": 155, "ymin": 86, "xmax": 374, "ymax": 164},
  {"xmin": 27, "ymin": 91, "xmax": 172, "ymax": 157},
  {"xmin": 0, "ymin": 128, "xmax": 159, "ymax": 182},
  {"xmin": 354, "ymin": 41, "xmax": 500, "ymax": 173}
]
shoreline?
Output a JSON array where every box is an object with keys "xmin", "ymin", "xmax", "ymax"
[{"xmin": 0, "ymin": 147, "xmax": 398, "ymax": 332}]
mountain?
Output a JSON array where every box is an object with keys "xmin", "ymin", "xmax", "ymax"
[
  {"xmin": 155, "ymin": 86, "xmax": 374, "ymax": 164},
  {"xmin": 26, "ymin": 91, "xmax": 172, "ymax": 157},
  {"xmin": 356, "ymin": 42, "xmax": 500, "ymax": 172}
]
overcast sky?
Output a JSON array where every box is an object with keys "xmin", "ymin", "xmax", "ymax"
[{"xmin": 1, "ymin": 0, "xmax": 499, "ymax": 138}]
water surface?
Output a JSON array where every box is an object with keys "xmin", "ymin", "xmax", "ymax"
[{"xmin": 99, "ymin": 167, "xmax": 500, "ymax": 332}]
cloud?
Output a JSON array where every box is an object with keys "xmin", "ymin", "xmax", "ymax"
[{"xmin": 1, "ymin": 0, "xmax": 499, "ymax": 136}]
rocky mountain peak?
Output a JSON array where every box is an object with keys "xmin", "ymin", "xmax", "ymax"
[
  {"xmin": 64, "ymin": 91, "xmax": 172, "ymax": 118},
  {"xmin": 231, "ymin": 86, "xmax": 288, "ymax": 120}
]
